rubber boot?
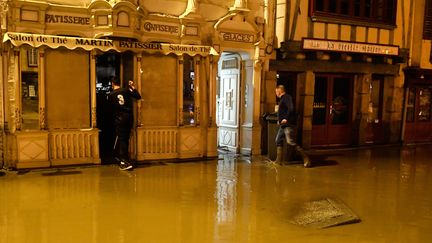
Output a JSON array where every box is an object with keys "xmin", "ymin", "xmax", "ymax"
[
  {"xmin": 275, "ymin": 146, "xmax": 283, "ymax": 165},
  {"xmin": 295, "ymin": 145, "xmax": 311, "ymax": 168}
]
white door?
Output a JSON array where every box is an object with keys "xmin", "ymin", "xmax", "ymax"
[{"xmin": 218, "ymin": 55, "xmax": 241, "ymax": 151}]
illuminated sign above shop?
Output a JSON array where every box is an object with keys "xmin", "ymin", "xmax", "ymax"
[
  {"xmin": 143, "ymin": 21, "xmax": 180, "ymax": 36},
  {"xmin": 3, "ymin": 32, "xmax": 218, "ymax": 56},
  {"xmin": 221, "ymin": 31, "xmax": 255, "ymax": 43},
  {"xmin": 302, "ymin": 38, "xmax": 399, "ymax": 56}
]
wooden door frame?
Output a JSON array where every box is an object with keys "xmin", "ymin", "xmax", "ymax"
[
  {"xmin": 405, "ymin": 86, "xmax": 432, "ymax": 142},
  {"xmin": 312, "ymin": 73, "xmax": 354, "ymax": 146}
]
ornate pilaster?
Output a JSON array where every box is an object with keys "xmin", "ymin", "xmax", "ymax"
[
  {"xmin": 39, "ymin": 107, "xmax": 46, "ymax": 130},
  {"xmin": 0, "ymin": 0, "xmax": 8, "ymax": 31},
  {"xmin": 136, "ymin": 54, "xmax": 142, "ymax": 126},
  {"xmin": 194, "ymin": 57, "xmax": 201, "ymax": 125},
  {"xmin": 39, "ymin": 49, "xmax": 46, "ymax": 129},
  {"xmin": 178, "ymin": 55, "xmax": 184, "ymax": 126},
  {"xmin": 90, "ymin": 51, "xmax": 97, "ymax": 128}
]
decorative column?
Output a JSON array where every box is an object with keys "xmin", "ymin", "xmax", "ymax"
[
  {"xmin": 14, "ymin": 49, "xmax": 20, "ymax": 132},
  {"xmin": 194, "ymin": 56, "xmax": 201, "ymax": 125},
  {"xmin": 90, "ymin": 50, "xmax": 97, "ymax": 128},
  {"xmin": 38, "ymin": 48, "xmax": 46, "ymax": 130},
  {"xmin": 178, "ymin": 55, "xmax": 184, "ymax": 126},
  {"xmin": 208, "ymin": 55, "xmax": 217, "ymax": 127}
]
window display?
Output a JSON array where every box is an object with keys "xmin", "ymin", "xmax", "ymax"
[
  {"xmin": 183, "ymin": 55, "xmax": 196, "ymax": 125},
  {"xmin": 406, "ymin": 88, "xmax": 415, "ymax": 122},
  {"xmin": 20, "ymin": 47, "xmax": 39, "ymax": 130},
  {"xmin": 418, "ymin": 88, "xmax": 431, "ymax": 121}
]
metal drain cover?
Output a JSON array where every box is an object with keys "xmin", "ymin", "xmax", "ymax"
[{"xmin": 290, "ymin": 198, "xmax": 360, "ymax": 229}]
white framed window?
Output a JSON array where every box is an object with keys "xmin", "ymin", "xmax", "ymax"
[{"xmin": 27, "ymin": 48, "xmax": 38, "ymax": 67}]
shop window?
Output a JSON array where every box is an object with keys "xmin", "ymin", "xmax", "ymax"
[
  {"xmin": 183, "ymin": 55, "xmax": 195, "ymax": 125},
  {"xmin": 27, "ymin": 48, "xmax": 38, "ymax": 67},
  {"xmin": 424, "ymin": 0, "xmax": 432, "ymax": 40},
  {"xmin": 313, "ymin": 76, "xmax": 328, "ymax": 125},
  {"xmin": 406, "ymin": 87, "xmax": 432, "ymax": 123},
  {"xmin": 21, "ymin": 72, "xmax": 39, "ymax": 130},
  {"xmin": 310, "ymin": 0, "xmax": 397, "ymax": 26},
  {"xmin": 21, "ymin": 47, "xmax": 39, "ymax": 130},
  {"xmin": 418, "ymin": 88, "xmax": 432, "ymax": 121},
  {"xmin": 406, "ymin": 88, "xmax": 416, "ymax": 122}
]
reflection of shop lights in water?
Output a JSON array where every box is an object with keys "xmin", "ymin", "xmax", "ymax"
[{"xmin": 215, "ymin": 158, "xmax": 237, "ymax": 223}]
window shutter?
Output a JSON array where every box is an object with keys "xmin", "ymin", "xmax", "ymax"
[{"xmin": 424, "ymin": 0, "xmax": 432, "ymax": 40}]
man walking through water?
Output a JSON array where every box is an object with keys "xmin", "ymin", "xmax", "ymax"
[
  {"xmin": 109, "ymin": 77, "xmax": 141, "ymax": 170},
  {"xmin": 275, "ymin": 85, "xmax": 311, "ymax": 167}
]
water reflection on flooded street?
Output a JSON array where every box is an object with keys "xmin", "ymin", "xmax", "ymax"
[{"xmin": 1, "ymin": 145, "xmax": 432, "ymax": 242}]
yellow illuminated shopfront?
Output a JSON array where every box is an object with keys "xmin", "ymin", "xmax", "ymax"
[
  {"xmin": 1, "ymin": 0, "xmax": 270, "ymax": 169},
  {"xmin": 2, "ymin": 32, "xmax": 218, "ymax": 168}
]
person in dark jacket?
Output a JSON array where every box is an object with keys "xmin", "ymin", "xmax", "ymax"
[
  {"xmin": 108, "ymin": 76, "xmax": 141, "ymax": 170},
  {"xmin": 274, "ymin": 85, "xmax": 311, "ymax": 167}
]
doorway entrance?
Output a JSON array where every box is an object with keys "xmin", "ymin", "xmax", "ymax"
[
  {"xmin": 405, "ymin": 86, "xmax": 432, "ymax": 143},
  {"xmin": 312, "ymin": 74, "xmax": 353, "ymax": 146},
  {"xmin": 217, "ymin": 54, "xmax": 241, "ymax": 152},
  {"xmin": 96, "ymin": 52, "xmax": 134, "ymax": 163}
]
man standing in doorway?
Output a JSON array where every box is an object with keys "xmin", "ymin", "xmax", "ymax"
[
  {"xmin": 275, "ymin": 85, "xmax": 311, "ymax": 167},
  {"xmin": 108, "ymin": 77, "xmax": 141, "ymax": 170}
]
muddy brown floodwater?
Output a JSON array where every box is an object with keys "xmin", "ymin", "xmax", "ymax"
[{"xmin": 1, "ymin": 145, "xmax": 432, "ymax": 243}]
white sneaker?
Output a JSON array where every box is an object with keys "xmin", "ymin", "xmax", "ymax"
[{"xmin": 119, "ymin": 161, "xmax": 133, "ymax": 171}]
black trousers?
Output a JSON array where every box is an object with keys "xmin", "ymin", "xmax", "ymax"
[{"xmin": 114, "ymin": 113, "xmax": 132, "ymax": 162}]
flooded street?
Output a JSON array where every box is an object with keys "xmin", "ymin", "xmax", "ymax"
[{"xmin": 1, "ymin": 145, "xmax": 432, "ymax": 243}]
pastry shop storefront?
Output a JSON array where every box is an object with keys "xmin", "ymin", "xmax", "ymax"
[{"xmin": 2, "ymin": 32, "xmax": 218, "ymax": 169}]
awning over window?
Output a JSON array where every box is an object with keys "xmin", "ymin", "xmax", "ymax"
[{"xmin": 3, "ymin": 32, "xmax": 218, "ymax": 56}]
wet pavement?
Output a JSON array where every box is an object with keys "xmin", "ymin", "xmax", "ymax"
[{"xmin": 1, "ymin": 145, "xmax": 432, "ymax": 243}]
